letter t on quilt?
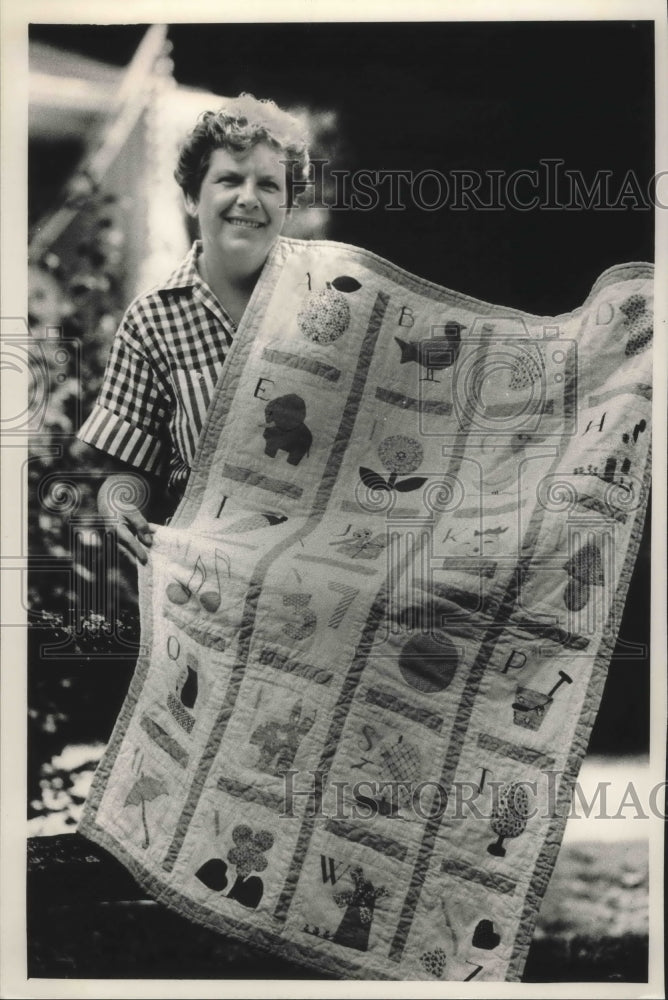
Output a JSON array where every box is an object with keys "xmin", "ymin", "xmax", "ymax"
[{"xmin": 80, "ymin": 237, "xmax": 652, "ymax": 981}]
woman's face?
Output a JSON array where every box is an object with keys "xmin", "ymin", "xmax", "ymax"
[{"xmin": 185, "ymin": 142, "xmax": 289, "ymax": 277}]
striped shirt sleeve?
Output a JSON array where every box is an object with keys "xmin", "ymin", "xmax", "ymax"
[{"xmin": 77, "ymin": 311, "xmax": 171, "ymax": 474}]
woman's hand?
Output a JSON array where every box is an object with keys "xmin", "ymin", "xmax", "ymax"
[{"xmin": 97, "ymin": 471, "xmax": 156, "ymax": 565}]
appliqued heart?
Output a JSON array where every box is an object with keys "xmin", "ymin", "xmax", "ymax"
[{"xmin": 472, "ymin": 918, "xmax": 501, "ymax": 950}]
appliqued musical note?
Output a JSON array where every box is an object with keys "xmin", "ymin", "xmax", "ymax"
[
  {"xmin": 200, "ymin": 549, "xmax": 231, "ymax": 613},
  {"xmin": 166, "ymin": 556, "xmax": 206, "ymax": 606}
]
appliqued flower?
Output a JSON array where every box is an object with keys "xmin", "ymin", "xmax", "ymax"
[
  {"xmin": 377, "ymin": 435, "xmax": 423, "ymax": 474},
  {"xmin": 228, "ymin": 824, "xmax": 274, "ymax": 877}
]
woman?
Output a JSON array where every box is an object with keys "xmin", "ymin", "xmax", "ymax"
[{"xmin": 78, "ymin": 94, "xmax": 310, "ymax": 558}]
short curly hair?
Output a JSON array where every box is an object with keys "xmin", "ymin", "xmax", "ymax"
[{"xmin": 174, "ymin": 93, "xmax": 310, "ymax": 208}]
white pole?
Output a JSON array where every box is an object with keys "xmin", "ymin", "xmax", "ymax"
[{"xmin": 29, "ymin": 24, "xmax": 169, "ymax": 262}]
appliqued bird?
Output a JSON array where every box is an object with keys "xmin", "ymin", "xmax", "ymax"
[{"xmin": 394, "ymin": 321, "xmax": 466, "ymax": 381}]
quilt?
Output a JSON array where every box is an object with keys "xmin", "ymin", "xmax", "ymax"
[{"xmin": 80, "ymin": 237, "xmax": 653, "ymax": 981}]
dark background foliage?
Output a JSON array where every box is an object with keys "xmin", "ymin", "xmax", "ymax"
[{"xmin": 30, "ymin": 20, "xmax": 655, "ymax": 308}]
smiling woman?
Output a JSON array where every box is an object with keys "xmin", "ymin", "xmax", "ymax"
[
  {"xmin": 184, "ymin": 145, "xmax": 290, "ymax": 324},
  {"xmin": 176, "ymin": 97, "xmax": 310, "ymax": 324},
  {"xmin": 77, "ymin": 93, "xmax": 311, "ymax": 538}
]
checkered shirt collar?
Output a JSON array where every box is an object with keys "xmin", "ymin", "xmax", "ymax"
[{"xmin": 159, "ymin": 240, "xmax": 205, "ymax": 291}]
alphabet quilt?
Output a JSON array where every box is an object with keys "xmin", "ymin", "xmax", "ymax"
[{"xmin": 80, "ymin": 237, "xmax": 653, "ymax": 981}]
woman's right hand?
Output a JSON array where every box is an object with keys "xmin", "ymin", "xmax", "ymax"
[{"xmin": 97, "ymin": 471, "xmax": 156, "ymax": 565}]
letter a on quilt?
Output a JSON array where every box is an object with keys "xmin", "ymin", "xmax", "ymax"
[{"xmin": 80, "ymin": 237, "xmax": 652, "ymax": 981}]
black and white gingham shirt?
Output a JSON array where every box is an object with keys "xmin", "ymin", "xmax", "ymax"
[{"xmin": 77, "ymin": 241, "xmax": 236, "ymax": 494}]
